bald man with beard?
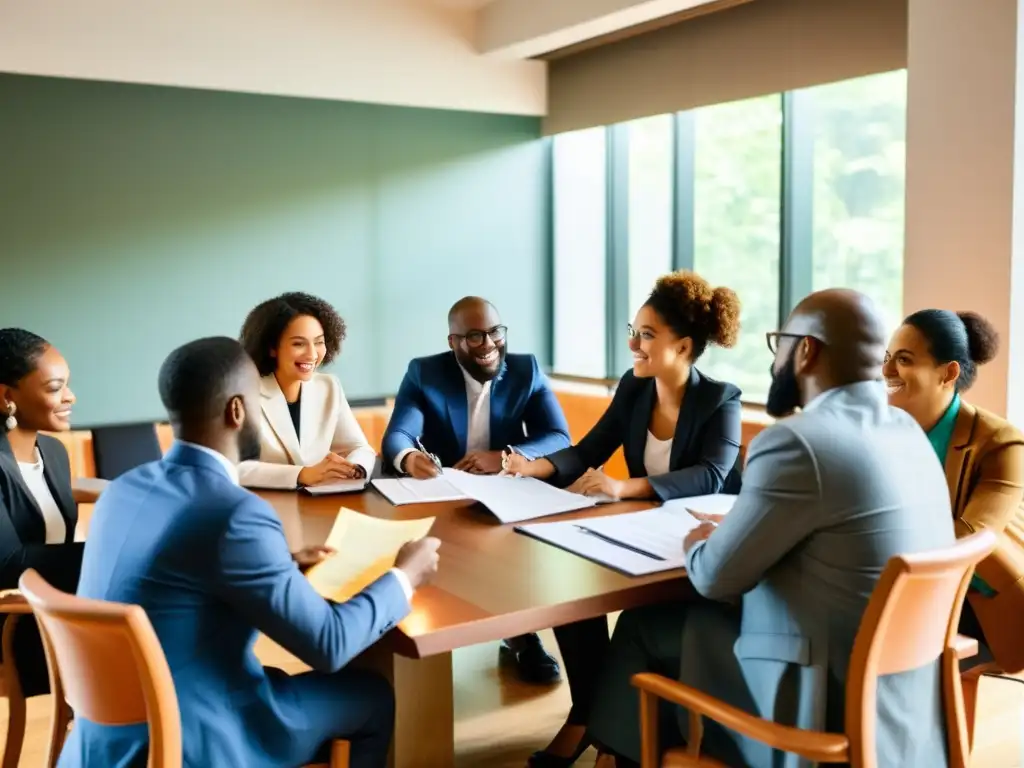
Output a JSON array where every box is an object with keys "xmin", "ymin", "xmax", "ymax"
[{"xmin": 582, "ymin": 289, "xmax": 955, "ymax": 768}]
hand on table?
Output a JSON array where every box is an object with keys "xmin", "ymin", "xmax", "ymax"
[
  {"xmin": 567, "ymin": 468, "xmax": 624, "ymax": 500},
  {"xmin": 298, "ymin": 454, "xmax": 363, "ymax": 486},
  {"xmin": 402, "ymin": 451, "xmax": 441, "ymax": 479},
  {"xmin": 453, "ymin": 450, "xmax": 503, "ymax": 475},
  {"xmin": 395, "ymin": 537, "xmax": 442, "ymax": 589},
  {"xmin": 292, "ymin": 545, "xmax": 335, "ymax": 572},
  {"xmin": 687, "ymin": 510, "xmax": 727, "ymax": 525},
  {"xmin": 683, "ymin": 522, "xmax": 717, "ymax": 555}
]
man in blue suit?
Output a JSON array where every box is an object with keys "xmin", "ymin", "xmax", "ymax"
[
  {"xmin": 61, "ymin": 337, "xmax": 440, "ymax": 768},
  {"xmin": 381, "ymin": 296, "xmax": 571, "ymax": 684}
]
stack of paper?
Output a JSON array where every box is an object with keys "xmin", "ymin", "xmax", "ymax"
[
  {"xmin": 305, "ymin": 508, "xmax": 435, "ymax": 601},
  {"xmin": 303, "ymin": 477, "xmax": 370, "ymax": 496},
  {"xmin": 373, "ymin": 469, "xmax": 600, "ymax": 524},
  {"xmin": 514, "ymin": 494, "xmax": 738, "ymax": 576}
]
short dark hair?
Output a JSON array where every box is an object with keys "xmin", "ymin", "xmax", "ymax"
[
  {"xmin": 644, "ymin": 271, "xmax": 741, "ymax": 361},
  {"xmin": 239, "ymin": 292, "xmax": 347, "ymax": 376},
  {"xmin": 902, "ymin": 309, "xmax": 999, "ymax": 392},
  {"xmin": 158, "ymin": 337, "xmax": 253, "ymax": 425},
  {"xmin": 0, "ymin": 329, "xmax": 50, "ymax": 388}
]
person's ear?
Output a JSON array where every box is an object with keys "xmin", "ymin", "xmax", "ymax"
[
  {"xmin": 225, "ymin": 395, "xmax": 245, "ymax": 430},
  {"xmin": 793, "ymin": 337, "xmax": 819, "ymax": 376},
  {"xmin": 677, "ymin": 337, "xmax": 693, "ymax": 361},
  {"xmin": 447, "ymin": 335, "xmax": 456, "ymax": 352},
  {"xmin": 942, "ymin": 360, "xmax": 961, "ymax": 388}
]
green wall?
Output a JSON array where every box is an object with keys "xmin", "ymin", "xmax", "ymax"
[{"xmin": 0, "ymin": 74, "xmax": 551, "ymax": 426}]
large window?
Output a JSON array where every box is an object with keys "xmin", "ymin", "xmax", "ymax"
[
  {"xmin": 806, "ymin": 70, "xmax": 907, "ymax": 329},
  {"xmin": 693, "ymin": 95, "xmax": 782, "ymax": 402},
  {"xmin": 552, "ymin": 127, "xmax": 607, "ymax": 378},
  {"xmin": 549, "ymin": 69, "xmax": 908, "ymax": 403},
  {"xmin": 626, "ymin": 115, "xmax": 674, "ymax": 317}
]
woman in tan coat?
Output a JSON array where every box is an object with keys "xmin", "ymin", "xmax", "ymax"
[{"xmin": 884, "ymin": 309, "xmax": 1024, "ymax": 672}]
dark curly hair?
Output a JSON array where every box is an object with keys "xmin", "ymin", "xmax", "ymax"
[
  {"xmin": 0, "ymin": 329, "xmax": 51, "ymax": 432},
  {"xmin": 239, "ymin": 292, "xmax": 347, "ymax": 376},
  {"xmin": 644, "ymin": 270, "xmax": 741, "ymax": 361},
  {"xmin": 902, "ymin": 309, "xmax": 998, "ymax": 392}
]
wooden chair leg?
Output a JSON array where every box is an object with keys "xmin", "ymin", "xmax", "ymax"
[
  {"xmin": 46, "ymin": 696, "xmax": 73, "ymax": 767},
  {"xmin": 639, "ymin": 688, "xmax": 660, "ymax": 768},
  {"xmin": 2, "ymin": 690, "xmax": 26, "ymax": 768},
  {"xmin": 329, "ymin": 739, "xmax": 350, "ymax": 768}
]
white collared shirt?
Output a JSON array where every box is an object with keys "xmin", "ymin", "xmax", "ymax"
[
  {"xmin": 394, "ymin": 363, "xmax": 492, "ymax": 472},
  {"xmin": 177, "ymin": 440, "xmax": 413, "ymax": 601},
  {"xmin": 17, "ymin": 449, "xmax": 67, "ymax": 544}
]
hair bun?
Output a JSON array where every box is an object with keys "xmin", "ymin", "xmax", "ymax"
[
  {"xmin": 958, "ymin": 311, "xmax": 999, "ymax": 365},
  {"xmin": 709, "ymin": 286, "xmax": 741, "ymax": 349}
]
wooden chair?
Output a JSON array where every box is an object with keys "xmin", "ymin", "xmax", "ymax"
[
  {"xmin": 18, "ymin": 570, "xmax": 350, "ymax": 768},
  {"xmin": 0, "ymin": 592, "xmax": 33, "ymax": 768},
  {"xmin": 631, "ymin": 529, "xmax": 999, "ymax": 768}
]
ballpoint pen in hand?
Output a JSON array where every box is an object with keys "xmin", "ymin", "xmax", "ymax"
[{"xmin": 415, "ymin": 437, "xmax": 442, "ymax": 470}]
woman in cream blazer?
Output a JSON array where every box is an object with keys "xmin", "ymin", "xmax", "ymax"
[
  {"xmin": 238, "ymin": 292, "xmax": 376, "ymax": 489},
  {"xmin": 884, "ymin": 308, "xmax": 1024, "ymax": 673}
]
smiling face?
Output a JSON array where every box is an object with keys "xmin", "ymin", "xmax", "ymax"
[
  {"xmin": 272, "ymin": 314, "xmax": 328, "ymax": 386},
  {"xmin": 883, "ymin": 323, "xmax": 959, "ymax": 422},
  {"xmin": 1, "ymin": 346, "xmax": 76, "ymax": 433},
  {"xmin": 628, "ymin": 304, "xmax": 692, "ymax": 379},
  {"xmin": 448, "ymin": 301, "xmax": 506, "ymax": 382}
]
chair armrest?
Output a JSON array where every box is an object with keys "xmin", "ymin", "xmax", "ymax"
[
  {"xmin": 73, "ymin": 478, "xmax": 109, "ymax": 504},
  {"xmin": 631, "ymin": 673, "xmax": 849, "ymax": 763},
  {"xmin": 953, "ymin": 634, "xmax": 979, "ymax": 661},
  {"xmin": 0, "ymin": 591, "xmax": 31, "ymax": 614}
]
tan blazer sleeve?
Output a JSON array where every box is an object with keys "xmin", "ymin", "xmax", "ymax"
[
  {"xmin": 329, "ymin": 379, "xmax": 376, "ymax": 477},
  {"xmin": 956, "ymin": 430, "xmax": 1024, "ymax": 539}
]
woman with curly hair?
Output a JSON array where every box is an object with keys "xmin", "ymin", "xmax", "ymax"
[
  {"xmin": 884, "ymin": 309, "xmax": 1024, "ymax": 672},
  {"xmin": 238, "ymin": 292, "xmax": 375, "ymax": 489},
  {"xmin": 505, "ymin": 270, "xmax": 744, "ymax": 767},
  {"xmin": 0, "ymin": 328, "xmax": 83, "ymax": 698}
]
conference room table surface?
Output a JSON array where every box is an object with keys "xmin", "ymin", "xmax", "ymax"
[{"xmin": 261, "ymin": 487, "xmax": 695, "ymax": 767}]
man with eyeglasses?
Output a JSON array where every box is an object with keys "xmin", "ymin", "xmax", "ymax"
[{"xmin": 381, "ymin": 295, "xmax": 571, "ymax": 684}]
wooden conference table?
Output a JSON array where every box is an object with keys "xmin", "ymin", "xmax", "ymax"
[{"xmin": 260, "ymin": 488, "xmax": 694, "ymax": 768}]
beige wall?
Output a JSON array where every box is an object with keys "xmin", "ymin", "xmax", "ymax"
[{"xmin": 544, "ymin": 0, "xmax": 907, "ymax": 134}]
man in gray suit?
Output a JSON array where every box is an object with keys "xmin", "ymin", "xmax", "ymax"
[{"xmin": 586, "ymin": 289, "xmax": 955, "ymax": 768}]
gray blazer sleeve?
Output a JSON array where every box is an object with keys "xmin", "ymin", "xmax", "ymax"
[{"xmin": 686, "ymin": 422, "xmax": 822, "ymax": 600}]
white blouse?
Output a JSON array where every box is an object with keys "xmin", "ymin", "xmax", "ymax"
[
  {"xmin": 643, "ymin": 431, "xmax": 674, "ymax": 478},
  {"xmin": 17, "ymin": 449, "xmax": 67, "ymax": 544}
]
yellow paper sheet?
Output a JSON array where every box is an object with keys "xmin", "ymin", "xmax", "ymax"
[{"xmin": 305, "ymin": 508, "xmax": 435, "ymax": 602}]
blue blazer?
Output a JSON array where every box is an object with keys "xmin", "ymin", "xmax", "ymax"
[
  {"xmin": 381, "ymin": 352, "xmax": 571, "ymax": 470},
  {"xmin": 59, "ymin": 443, "xmax": 409, "ymax": 768}
]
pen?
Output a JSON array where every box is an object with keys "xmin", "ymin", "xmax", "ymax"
[
  {"xmin": 415, "ymin": 437, "xmax": 442, "ymax": 470},
  {"xmin": 573, "ymin": 525, "xmax": 665, "ymax": 561}
]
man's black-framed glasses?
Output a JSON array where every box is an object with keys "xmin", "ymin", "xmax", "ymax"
[
  {"xmin": 766, "ymin": 332, "xmax": 810, "ymax": 355},
  {"xmin": 452, "ymin": 325, "xmax": 507, "ymax": 348}
]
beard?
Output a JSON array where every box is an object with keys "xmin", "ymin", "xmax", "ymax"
[
  {"xmin": 457, "ymin": 345, "xmax": 507, "ymax": 383},
  {"xmin": 238, "ymin": 416, "xmax": 262, "ymax": 462},
  {"xmin": 766, "ymin": 345, "xmax": 802, "ymax": 418}
]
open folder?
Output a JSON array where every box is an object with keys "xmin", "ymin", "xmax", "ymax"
[{"xmin": 304, "ymin": 508, "xmax": 435, "ymax": 602}]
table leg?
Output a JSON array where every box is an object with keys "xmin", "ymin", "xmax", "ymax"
[{"xmin": 355, "ymin": 646, "xmax": 455, "ymax": 768}]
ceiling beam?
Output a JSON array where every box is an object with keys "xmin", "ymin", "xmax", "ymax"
[{"xmin": 477, "ymin": 0, "xmax": 725, "ymax": 59}]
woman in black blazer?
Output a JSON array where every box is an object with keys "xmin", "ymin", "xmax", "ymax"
[
  {"xmin": 0, "ymin": 329, "xmax": 83, "ymax": 697},
  {"xmin": 505, "ymin": 271, "xmax": 743, "ymax": 767}
]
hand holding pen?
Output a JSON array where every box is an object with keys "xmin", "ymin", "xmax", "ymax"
[{"xmin": 401, "ymin": 437, "xmax": 442, "ymax": 479}]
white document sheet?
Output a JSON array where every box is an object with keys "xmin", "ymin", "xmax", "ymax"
[
  {"xmin": 443, "ymin": 470, "xmax": 598, "ymax": 524},
  {"xmin": 515, "ymin": 510, "xmax": 693, "ymax": 576},
  {"xmin": 371, "ymin": 472, "xmax": 470, "ymax": 505},
  {"xmin": 660, "ymin": 493, "xmax": 738, "ymax": 519},
  {"xmin": 573, "ymin": 507, "xmax": 702, "ymax": 561},
  {"xmin": 303, "ymin": 477, "xmax": 370, "ymax": 496}
]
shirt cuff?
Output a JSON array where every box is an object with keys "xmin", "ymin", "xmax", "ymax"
[
  {"xmin": 394, "ymin": 448, "xmax": 416, "ymax": 474},
  {"xmin": 389, "ymin": 567, "xmax": 414, "ymax": 603}
]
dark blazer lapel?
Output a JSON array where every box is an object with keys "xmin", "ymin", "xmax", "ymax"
[
  {"xmin": 0, "ymin": 438, "xmax": 46, "ymax": 541},
  {"xmin": 444, "ymin": 354, "xmax": 469, "ymax": 458},
  {"xmin": 669, "ymin": 367, "xmax": 702, "ymax": 469},
  {"xmin": 38, "ymin": 438, "xmax": 77, "ymax": 533},
  {"xmin": 946, "ymin": 402, "xmax": 978, "ymax": 515},
  {"xmin": 625, "ymin": 378, "xmax": 655, "ymax": 476}
]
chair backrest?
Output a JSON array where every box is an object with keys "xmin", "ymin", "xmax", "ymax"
[
  {"xmin": 845, "ymin": 529, "xmax": 998, "ymax": 768},
  {"xmin": 18, "ymin": 569, "xmax": 181, "ymax": 768},
  {"xmin": 91, "ymin": 423, "xmax": 162, "ymax": 480}
]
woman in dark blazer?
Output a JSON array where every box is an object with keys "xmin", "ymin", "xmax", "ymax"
[
  {"xmin": 505, "ymin": 270, "xmax": 744, "ymax": 766},
  {"xmin": 0, "ymin": 328, "xmax": 83, "ymax": 697}
]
